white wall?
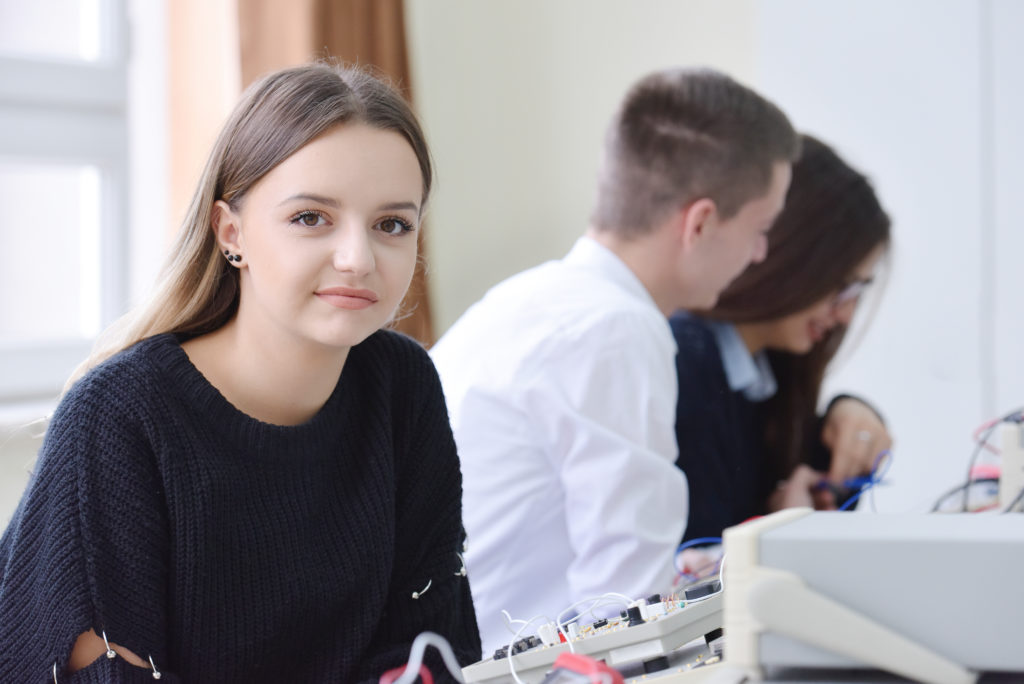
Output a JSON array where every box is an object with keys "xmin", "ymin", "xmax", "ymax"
[
  {"xmin": 407, "ymin": 0, "xmax": 1024, "ymax": 511},
  {"xmin": 406, "ymin": 0, "xmax": 757, "ymax": 331},
  {"xmin": 991, "ymin": 0, "xmax": 1024, "ymax": 415},
  {"xmin": 753, "ymin": 0, "xmax": 1023, "ymax": 510}
]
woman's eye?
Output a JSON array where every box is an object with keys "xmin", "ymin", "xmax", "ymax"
[
  {"xmin": 377, "ymin": 217, "xmax": 413, "ymax": 236},
  {"xmin": 291, "ymin": 210, "xmax": 326, "ymax": 227}
]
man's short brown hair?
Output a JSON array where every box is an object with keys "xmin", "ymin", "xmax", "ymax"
[{"xmin": 591, "ymin": 68, "xmax": 800, "ymax": 238}]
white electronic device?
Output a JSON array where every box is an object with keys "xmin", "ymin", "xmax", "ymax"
[
  {"xmin": 722, "ymin": 509, "xmax": 1024, "ymax": 684},
  {"xmin": 999, "ymin": 421, "xmax": 1024, "ymax": 510},
  {"xmin": 462, "ymin": 593, "xmax": 723, "ymax": 684}
]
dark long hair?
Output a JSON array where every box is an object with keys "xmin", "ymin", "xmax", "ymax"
[{"xmin": 702, "ymin": 134, "xmax": 891, "ymax": 481}]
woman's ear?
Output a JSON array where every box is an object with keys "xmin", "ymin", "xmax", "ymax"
[
  {"xmin": 678, "ymin": 198, "xmax": 716, "ymax": 253},
  {"xmin": 212, "ymin": 200, "xmax": 244, "ymax": 261}
]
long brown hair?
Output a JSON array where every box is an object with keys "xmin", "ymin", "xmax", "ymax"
[
  {"xmin": 703, "ymin": 134, "xmax": 891, "ymax": 480},
  {"xmin": 67, "ymin": 63, "xmax": 432, "ymax": 391}
]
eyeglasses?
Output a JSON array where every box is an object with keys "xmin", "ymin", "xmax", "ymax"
[{"xmin": 831, "ymin": 277, "xmax": 873, "ymax": 309}]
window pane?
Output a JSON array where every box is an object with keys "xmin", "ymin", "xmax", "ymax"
[
  {"xmin": 0, "ymin": 160, "xmax": 102, "ymax": 344},
  {"xmin": 0, "ymin": 0, "xmax": 102, "ymax": 62}
]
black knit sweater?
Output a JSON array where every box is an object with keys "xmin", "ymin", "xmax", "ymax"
[
  {"xmin": 0, "ymin": 331, "xmax": 481, "ymax": 683},
  {"xmin": 671, "ymin": 315, "xmax": 774, "ymax": 541}
]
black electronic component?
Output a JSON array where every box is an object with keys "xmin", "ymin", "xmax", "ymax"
[
  {"xmin": 704, "ymin": 627, "xmax": 724, "ymax": 645},
  {"xmin": 642, "ymin": 655, "xmax": 670, "ymax": 674},
  {"xmin": 493, "ymin": 646, "xmax": 508, "ymax": 660},
  {"xmin": 646, "ymin": 593, "xmax": 662, "ymax": 604},
  {"xmin": 684, "ymin": 578, "xmax": 722, "ymax": 601},
  {"xmin": 592, "ymin": 618, "xmax": 608, "ymax": 629},
  {"xmin": 626, "ymin": 605, "xmax": 645, "ymax": 627}
]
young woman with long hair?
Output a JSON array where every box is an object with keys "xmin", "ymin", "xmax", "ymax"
[
  {"xmin": 0, "ymin": 63, "xmax": 480, "ymax": 683},
  {"xmin": 671, "ymin": 134, "xmax": 893, "ymax": 541}
]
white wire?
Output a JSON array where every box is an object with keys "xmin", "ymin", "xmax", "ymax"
[
  {"xmin": 555, "ymin": 593, "xmax": 621, "ymax": 629},
  {"xmin": 498, "ymin": 591, "xmax": 640, "ymax": 681},
  {"xmin": 558, "ymin": 591, "xmax": 635, "ymax": 628},
  {"xmin": 555, "ymin": 591, "xmax": 638, "ymax": 648},
  {"xmin": 499, "ymin": 591, "xmax": 637, "ymax": 663},
  {"xmin": 500, "ymin": 609, "xmax": 522, "ymax": 635},
  {"xmin": 389, "ymin": 631, "xmax": 465, "ymax": 684},
  {"xmin": 505, "ymin": 614, "xmax": 549, "ymax": 684}
]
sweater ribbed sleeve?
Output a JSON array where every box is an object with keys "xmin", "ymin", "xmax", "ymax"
[
  {"xmin": 0, "ymin": 353, "xmax": 174, "ymax": 683},
  {"xmin": 353, "ymin": 332, "xmax": 481, "ymax": 682}
]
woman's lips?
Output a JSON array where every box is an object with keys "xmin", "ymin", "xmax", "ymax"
[
  {"xmin": 809, "ymin": 320, "xmax": 827, "ymax": 343},
  {"xmin": 315, "ymin": 287, "xmax": 379, "ymax": 310}
]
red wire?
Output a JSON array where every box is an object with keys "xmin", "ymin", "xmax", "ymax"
[
  {"xmin": 379, "ymin": 664, "xmax": 434, "ymax": 684},
  {"xmin": 972, "ymin": 417, "xmax": 1001, "ymax": 456}
]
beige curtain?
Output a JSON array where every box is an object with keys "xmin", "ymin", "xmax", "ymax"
[{"xmin": 237, "ymin": 0, "xmax": 435, "ymax": 345}]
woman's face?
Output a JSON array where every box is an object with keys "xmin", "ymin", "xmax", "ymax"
[
  {"xmin": 217, "ymin": 122, "xmax": 422, "ymax": 351},
  {"xmin": 762, "ymin": 246, "xmax": 885, "ymax": 355}
]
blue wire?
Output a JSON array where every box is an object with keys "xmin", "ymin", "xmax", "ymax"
[
  {"xmin": 838, "ymin": 449, "xmax": 893, "ymax": 511},
  {"xmin": 674, "ymin": 536, "xmax": 723, "ymax": 576},
  {"xmin": 677, "ymin": 536, "xmax": 723, "ymax": 554},
  {"xmin": 838, "ymin": 487, "xmax": 866, "ymax": 511}
]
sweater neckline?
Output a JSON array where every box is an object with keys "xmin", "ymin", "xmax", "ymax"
[{"xmin": 144, "ymin": 333, "xmax": 355, "ymax": 460}]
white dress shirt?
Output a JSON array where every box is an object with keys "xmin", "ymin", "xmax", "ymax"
[{"xmin": 431, "ymin": 236, "xmax": 688, "ymax": 654}]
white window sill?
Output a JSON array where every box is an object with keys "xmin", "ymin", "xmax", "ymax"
[{"xmin": 0, "ymin": 398, "xmax": 55, "ymax": 435}]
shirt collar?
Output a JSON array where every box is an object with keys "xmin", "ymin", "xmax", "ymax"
[
  {"xmin": 706, "ymin": 320, "xmax": 778, "ymax": 401},
  {"xmin": 563, "ymin": 236, "xmax": 661, "ymax": 312}
]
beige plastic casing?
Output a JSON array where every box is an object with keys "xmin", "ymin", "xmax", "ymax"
[
  {"xmin": 721, "ymin": 508, "xmax": 811, "ymax": 678},
  {"xmin": 1000, "ymin": 422, "xmax": 1024, "ymax": 510},
  {"xmin": 721, "ymin": 509, "xmax": 977, "ymax": 684}
]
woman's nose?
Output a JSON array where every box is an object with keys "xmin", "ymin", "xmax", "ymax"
[
  {"xmin": 332, "ymin": 225, "xmax": 375, "ymax": 276},
  {"xmin": 832, "ymin": 296, "xmax": 858, "ymax": 327}
]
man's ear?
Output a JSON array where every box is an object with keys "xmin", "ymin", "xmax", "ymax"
[
  {"xmin": 678, "ymin": 198, "xmax": 717, "ymax": 253},
  {"xmin": 212, "ymin": 200, "xmax": 243, "ymax": 257}
]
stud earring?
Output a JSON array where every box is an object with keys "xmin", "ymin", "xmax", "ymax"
[{"xmin": 223, "ymin": 250, "xmax": 242, "ymax": 263}]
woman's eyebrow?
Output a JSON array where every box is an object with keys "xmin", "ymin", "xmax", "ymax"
[
  {"xmin": 279, "ymin": 193, "xmax": 339, "ymax": 207},
  {"xmin": 378, "ymin": 201, "xmax": 419, "ymax": 213},
  {"xmin": 277, "ymin": 195, "xmax": 419, "ymax": 214}
]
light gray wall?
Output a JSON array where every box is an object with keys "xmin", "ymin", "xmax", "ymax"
[
  {"xmin": 406, "ymin": 0, "xmax": 757, "ymax": 332},
  {"xmin": 754, "ymin": 0, "xmax": 1024, "ymax": 510}
]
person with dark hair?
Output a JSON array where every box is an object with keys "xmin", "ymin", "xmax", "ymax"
[
  {"xmin": 0, "ymin": 63, "xmax": 480, "ymax": 682},
  {"xmin": 671, "ymin": 134, "xmax": 893, "ymax": 543},
  {"xmin": 431, "ymin": 67, "xmax": 799, "ymax": 652}
]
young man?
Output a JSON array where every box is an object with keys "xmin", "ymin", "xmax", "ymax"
[{"xmin": 430, "ymin": 67, "xmax": 799, "ymax": 653}]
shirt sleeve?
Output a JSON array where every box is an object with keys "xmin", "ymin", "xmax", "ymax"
[
  {"xmin": 353, "ymin": 347, "xmax": 482, "ymax": 682},
  {"xmin": 0, "ymin": 370, "xmax": 177, "ymax": 683},
  {"xmin": 533, "ymin": 310, "xmax": 688, "ymax": 606}
]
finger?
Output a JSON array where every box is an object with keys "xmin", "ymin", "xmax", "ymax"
[
  {"xmin": 812, "ymin": 486, "xmax": 837, "ymax": 510},
  {"xmin": 820, "ymin": 418, "xmax": 839, "ymax": 450},
  {"xmin": 873, "ymin": 431, "xmax": 894, "ymax": 458},
  {"xmin": 832, "ymin": 426, "xmax": 877, "ymax": 480},
  {"xmin": 828, "ymin": 444, "xmax": 864, "ymax": 483},
  {"xmin": 780, "ymin": 466, "xmax": 828, "ymax": 509},
  {"xmin": 788, "ymin": 464, "xmax": 822, "ymax": 488}
]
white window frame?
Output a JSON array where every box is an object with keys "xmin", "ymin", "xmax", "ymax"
[{"xmin": 0, "ymin": 0, "xmax": 129, "ymax": 401}]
